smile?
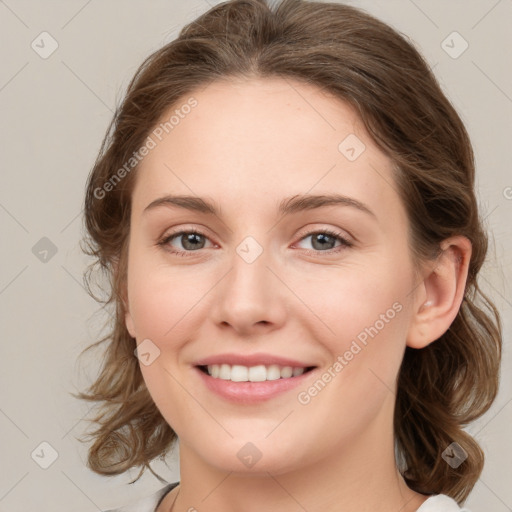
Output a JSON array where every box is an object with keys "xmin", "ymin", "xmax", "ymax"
[
  {"xmin": 198, "ymin": 364, "xmax": 315, "ymax": 382},
  {"xmin": 193, "ymin": 355, "xmax": 318, "ymax": 403}
]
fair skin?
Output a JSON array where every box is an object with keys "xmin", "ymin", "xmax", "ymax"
[{"xmin": 123, "ymin": 77, "xmax": 471, "ymax": 512}]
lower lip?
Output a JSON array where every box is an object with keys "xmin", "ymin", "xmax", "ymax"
[{"xmin": 194, "ymin": 367, "xmax": 315, "ymax": 404}]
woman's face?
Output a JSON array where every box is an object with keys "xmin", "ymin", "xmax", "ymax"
[{"xmin": 124, "ymin": 77, "xmax": 423, "ymax": 475}]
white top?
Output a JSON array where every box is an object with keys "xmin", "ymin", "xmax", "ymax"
[
  {"xmin": 103, "ymin": 483, "xmax": 472, "ymax": 512},
  {"xmin": 417, "ymin": 494, "xmax": 472, "ymax": 511}
]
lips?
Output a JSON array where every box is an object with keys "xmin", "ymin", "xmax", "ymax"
[{"xmin": 193, "ymin": 353, "xmax": 317, "ymax": 403}]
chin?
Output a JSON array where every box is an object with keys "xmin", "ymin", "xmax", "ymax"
[{"xmin": 190, "ymin": 435, "xmax": 312, "ymax": 476}]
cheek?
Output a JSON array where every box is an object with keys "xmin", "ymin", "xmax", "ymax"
[
  {"xmin": 305, "ymin": 256, "xmax": 413, "ymax": 397},
  {"xmin": 311, "ymin": 263, "xmax": 410, "ymax": 343},
  {"xmin": 127, "ymin": 251, "xmax": 202, "ymax": 340},
  {"xmin": 127, "ymin": 264, "xmax": 199, "ymax": 426},
  {"xmin": 131, "ymin": 282, "xmax": 172, "ymax": 333}
]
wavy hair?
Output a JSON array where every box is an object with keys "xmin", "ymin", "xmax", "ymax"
[{"xmin": 74, "ymin": 0, "xmax": 502, "ymax": 503}]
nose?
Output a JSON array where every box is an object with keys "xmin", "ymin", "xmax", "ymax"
[{"xmin": 210, "ymin": 237, "xmax": 288, "ymax": 337}]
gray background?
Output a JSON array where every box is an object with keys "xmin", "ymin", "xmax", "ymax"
[{"xmin": 0, "ymin": 0, "xmax": 510, "ymax": 510}]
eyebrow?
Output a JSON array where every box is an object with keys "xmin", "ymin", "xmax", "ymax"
[{"xmin": 143, "ymin": 193, "xmax": 376, "ymax": 219}]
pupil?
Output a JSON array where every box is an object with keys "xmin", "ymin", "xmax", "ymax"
[
  {"xmin": 313, "ymin": 233, "xmax": 334, "ymax": 250},
  {"xmin": 183, "ymin": 233, "xmax": 203, "ymax": 250}
]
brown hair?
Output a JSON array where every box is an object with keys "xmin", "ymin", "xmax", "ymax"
[{"xmin": 75, "ymin": 0, "xmax": 502, "ymax": 504}]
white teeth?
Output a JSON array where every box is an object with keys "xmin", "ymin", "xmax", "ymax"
[
  {"xmin": 280, "ymin": 366, "xmax": 293, "ymax": 378},
  {"xmin": 231, "ymin": 365, "xmax": 248, "ymax": 382},
  {"xmin": 219, "ymin": 364, "xmax": 231, "ymax": 380},
  {"xmin": 266, "ymin": 365, "xmax": 281, "ymax": 381},
  {"xmin": 204, "ymin": 363, "xmax": 309, "ymax": 381},
  {"xmin": 248, "ymin": 365, "xmax": 267, "ymax": 382},
  {"xmin": 210, "ymin": 364, "xmax": 220, "ymax": 378}
]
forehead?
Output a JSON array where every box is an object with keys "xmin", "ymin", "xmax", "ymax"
[{"xmin": 131, "ymin": 77, "xmax": 404, "ymax": 226}]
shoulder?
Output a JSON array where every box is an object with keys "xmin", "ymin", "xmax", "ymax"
[
  {"xmin": 102, "ymin": 482, "xmax": 179, "ymax": 512},
  {"xmin": 417, "ymin": 494, "xmax": 472, "ymax": 512}
]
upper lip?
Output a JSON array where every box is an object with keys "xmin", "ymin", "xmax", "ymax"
[{"xmin": 194, "ymin": 353, "xmax": 316, "ymax": 368}]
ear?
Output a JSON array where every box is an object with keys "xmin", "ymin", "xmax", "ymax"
[
  {"xmin": 112, "ymin": 256, "xmax": 136, "ymax": 339},
  {"xmin": 125, "ymin": 308, "xmax": 136, "ymax": 339},
  {"xmin": 406, "ymin": 235, "xmax": 472, "ymax": 349}
]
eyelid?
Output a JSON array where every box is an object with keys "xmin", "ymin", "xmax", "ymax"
[
  {"xmin": 294, "ymin": 224, "xmax": 353, "ymax": 244},
  {"xmin": 158, "ymin": 223, "xmax": 216, "ymax": 243}
]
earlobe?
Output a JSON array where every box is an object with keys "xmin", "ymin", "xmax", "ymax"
[
  {"xmin": 112, "ymin": 255, "xmax": 136, "ymax": 339},
  {"xmin": 125, "ymin": 310, "xmax": 136, "ymax": 339},
  {"xmin": 121, "ymin": 282, "xmax": 136, "ymax": 338},
  {"xmin": 406, "ymin": 236, "xmax": 472, "ymax": 349}
]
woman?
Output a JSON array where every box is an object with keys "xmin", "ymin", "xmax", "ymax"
[{"xmin": 76, "ymin": 1, "xmax": 502, "ymax": 511}]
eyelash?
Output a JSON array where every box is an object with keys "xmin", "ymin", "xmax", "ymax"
[{"xmin": 157, "ymin": 228, "xmax": 353, "ymax": 258}]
